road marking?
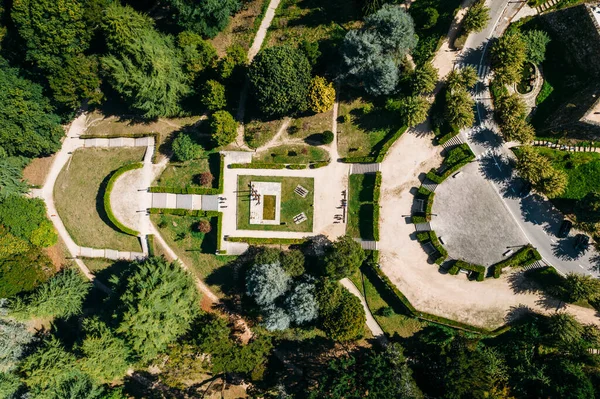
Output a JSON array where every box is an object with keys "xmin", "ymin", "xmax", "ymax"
[
  {"xmin": 550, "ymin": 239, "xmax": 556, "ymax": 243},
  {"xmin": 579, "ymin": 264, "xmax": 585, "ymax": 269}
]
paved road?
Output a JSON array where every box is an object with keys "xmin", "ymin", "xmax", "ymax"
[{"xmin": 457, "ymin": 1, "xmax": 599, "ymax": 277}]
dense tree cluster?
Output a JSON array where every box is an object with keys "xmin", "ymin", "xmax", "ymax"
[
  {"xmin": 462, "ymin": 0, "xmax": 490, "ymax": 34},
  {"xmin": 342, "ymin": 5, "xmax": 418, "ymax": 96},
  {"xmin": 495, "ymin": 92, "xmax": 535, "ymax": 143},
  {"xmin": 444, "ymin": 67, "xmax": 476, "ymax": 130},
  {"xmin": 516, "ymin": 146, "xmax": 568, "ymax": 198},
  {"xmin": 492, "ymin": 32, "xmax": 527, "ymax": 85}
]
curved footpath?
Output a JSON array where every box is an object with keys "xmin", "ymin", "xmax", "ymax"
[{"xmin": 377, "ymin": 0, "xmax": 600, "ymax": 329}]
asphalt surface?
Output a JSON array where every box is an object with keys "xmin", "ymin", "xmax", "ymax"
[{"xmin": 456, "ymin": 1, "xmax": 600, "ymax": 277}]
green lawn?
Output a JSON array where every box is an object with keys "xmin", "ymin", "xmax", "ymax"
[
  {"xmin": 151, "ymin": 214, "xmax": 236, "ymax": 297},
  {"xmin": 347, "ymin": 174, "xmax": 376, "ymax": 240},
  {"xmin": 531, "ymin": 148, "xmax": 600, "ymax": 215},
  {"xmin": 265, "ymin": 0, "xmax": 360, "ymax": 48},
  {"xmin": 54, "ymin": 148, "xmax": 145, "ymax": 252},
  {"xmin": 154, "ymin": 153, "xmax": 221, "ymax": 189},
  {"xmin": 286, "ymin": 110, "xmax": 334, "ymax": 141},
  {"xmin": 244, "ymin": 118, "xmax": 287, "ymax": 149},
  {"xmin": 253, "ymin": 144, "xmax": 330, "ymax": 164},
  {"xmin": 337, "ymin": 93, "xmax": 403, "ymax": 158},
  {"xmin": 349, "ymin": 269, "xmax": 425, "ymax": 338},
  {"xmin": 236, "ymin": 175, "xmax": 314, "ymax": 232}
]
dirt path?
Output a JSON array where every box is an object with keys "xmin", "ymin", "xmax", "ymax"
[
  {"xmin": 234, "ymin": 0, "xmax": 283, "ymax": 150},
  {"xmin": 340, "ymin": 278, "xmax": 387, "ymax": 342}
]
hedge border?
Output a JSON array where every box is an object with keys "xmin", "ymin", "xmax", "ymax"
[
  {"xmin": 150, "ymin": 154, "xmax": 225, "ymax": 195},
  {"xmin": 452, "ymin": 260, "xmax": 486, "ymax": 282},
  {"xmin": 413, "ymin": 186, "xmax": 435, "ymax": 222},
  {"xmin": 104, "ymin": 163, "xmax": 143, "ymax": 236},
  {"xmin": 491, "ymin": 245, "xmax": 542, "ymax": 278},
  {"xmin": 149, "ymin": 208, "xmax": 224, "ymax": 253},
  {"xmin": 426, "ymin": 144, "xmax": 475, "ymax": 184},
  {"xmin": 147, "ymin": 234, "xmax": 155, "ymax": 257},
  {"xmin": 365, "ymin": 259, "xmax": 510, "ymax": 336},
  {"xmin": 225, "ymin": 237, "xmax": 307, "ymax": 245},
  {"xmin": 373, "ymin": 172, "xmax": 382, "ymax": 241},
  {"xmin": 229, "ymin": 161, "xmax": 330, "ymax": 170},
  {"xmin": 341, "ymin": 126, "xmax": 408, "ymax": 164}
]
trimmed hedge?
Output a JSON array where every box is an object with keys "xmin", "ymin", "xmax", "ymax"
[
  {"xmin": 491, "ymin": 245, "xmax": 542, "ymax": 278},
  {"xmin": 310, "ymin": 161, "xmax": 329, "ymax": 169},
  {"xmin": 229, "ymin": 163, "xmax": 286, "ymax": 169},
  {"xmin": 415, "ymin": 186, "xmax": 435, "ymax": 222},
  {"xmin": 151, "ymin": 155, "xmax": 225, "ymax": 194},
  {"xmin": 226, "ymin": 237, "xmax": 307, "ymax": 245},
  {"xmin": 366, "ymin": 261, "xmax": 511, "ymax": 336},
  {"xmin": 104, "ymin": 163, "xmax": 143, "ymax": 236},
  {"xmin": 147, "ymin": 234, "xmax": 155, "ymax": 257},
  {"xmin": 148, "ymin": 208, "xmax": 220, "ymax": 217},
  {"xmin": 436, "ymin": 125, "xmax": 460, "ymax": 145},
  {"xmin": 416, "ymin": 232, "xmax": 431, "ymax": 242},
  {"xmin": 287, "ymin": 164, "xmax": 307, "ymax": 170},
  {"xmin": 454, "ymin": 260, "xmax": 486, "ymax": 282},
  {"xmin": 426, "ymin": 144, "xmax": 475, "ymax": 184},
  {"xmin": 373, "ymin": 172, "xmax": 382, "ymax": 203},
  {"xmin": 412, "ymin": 215, "xmax": 427, "ymax": 224},
  {"xmin": 429, "ymin": 231, "xmax": 448, "ymax": 264},
  {"xmin": 341, "ymin": 126, "xmax": 408, "ymax": 163}
]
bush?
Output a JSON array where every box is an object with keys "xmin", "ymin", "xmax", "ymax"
[
  {"xmin": 416, "ymin": 232, "xmax": 430, "ymax": 242},
  {"xmin": 429, "ymin": 231, "xmax": 448, "ymax": 264},
  {"xmin": 201, "ymin": 80, "xmax": 226, "ymax": 111},
  {"xmin": 195, "ymin": 220, "xmax": 212, "ymax": 233},
  {"xmin": 210, "ymin": 110, "xmax": 238, "ymax": 147},
  {"xmin": 308, "ymin": 76, "xmax": 336, "ymax": 113},
  {"xmin": 322, "ymin": 130, "xmax": 334, "ymax": 144},
  {"xmin": 379, "ymin": 306, "xmax": 394, "ymax": 317},
  {"xmin": 490, "ymin": 245, "xmax": 541, "ymax": 278},
  {"xmin": 226, "ymin": 237, "xmax": 306, "ymax": 245},
  {"xmin": 194, "ymin": 171, "xmax": 214, "ymax": 187},
  {"xmin": 454, "ymin": 260, "xmax": 486, "ymax": 281},
  {"xmin": 172, "ymin": 133, "xmax": 203, "ymax": 162},
  {"xmin": 104, "ymin": 163, "xmax": 143, "ymax": 236}
]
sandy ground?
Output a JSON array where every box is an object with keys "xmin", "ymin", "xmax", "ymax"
[
  {"xmin": 378, "ymin": 127, "xmax": 600, "ymax": 328},
  {"xmin": 111, "ymin": 168, "xmax": 146, "ymax": 233}
]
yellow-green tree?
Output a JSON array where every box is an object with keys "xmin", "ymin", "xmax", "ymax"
[{"xmin": 307, "ymin": 76, "xmax": 336, "ymax": 114}]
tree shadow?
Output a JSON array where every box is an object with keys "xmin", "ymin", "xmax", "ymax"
[
  {"xmin": 468, "ymin": 125, "xmax": 503, "ymax": 150},
  {"xmin": 504, "ymin": 304, "xmax": 536, "ymax": 324},
  {"xmin": 519, "ymin": 193, "xmax": 547, "ymax": 225},
  {"xmin": 478, "ymin": 153, "xmax": 513, "ymax": 184},
  {"xmin": 551, "ymin": 237, "xmax": 586, "ymax": 261}
]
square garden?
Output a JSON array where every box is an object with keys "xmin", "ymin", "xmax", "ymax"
[{"xmin": 236, "ymin": 175, "xmax": 314, "ymax": 232}]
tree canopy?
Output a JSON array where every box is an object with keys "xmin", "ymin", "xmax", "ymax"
[
  {"xmin": 162, "ymin": 0, "xmax": 241, "ymax": 38},
  {"xmin": 492, "ymin": 33, "xmax": 526, "ymax": 85},
  {"xmin": 249, "ymin": 46, "xmax": 312, "ymax": 118},
  {"xmin": 115, "ymin": 257, "xmax": 199, "ymax": 362},
  {"xmin": 0, "ymin": 58, "xmax": 63, "ymax": 158},
  {"xmin": 342, "ymin": 5, "xmax": 417, "ymax": 96},
  {"xmin": 324, "ymin": 235, "xmax": 366, "ymax": 279},
  {"xmin": 101, "ymin": 4, "xmax": 191, "ymax": 119}
]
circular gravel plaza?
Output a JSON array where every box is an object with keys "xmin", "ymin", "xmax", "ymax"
[{"xmin": 431, "ymin": 162, "xmax": 526, "ymax": 266}]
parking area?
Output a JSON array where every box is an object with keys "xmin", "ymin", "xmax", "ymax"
[{"xmin": 431, "ymin": 162, "xmax": 527, "ymax": 266}]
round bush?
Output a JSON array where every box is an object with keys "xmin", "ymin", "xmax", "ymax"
[
  {"xmin": 195, "ymin": 220, "xmax": 212, "ymax": 234},
  {"xmin": 210, "ymin": 110, "xmax": 238, "ymax": 147},
  {"xmin": 194, "ymin": 171, "xmax": 214, "ymax": 187},
  {"xmin": 322, "ymin": 131, "xmax": 334, "ymax": 145}
]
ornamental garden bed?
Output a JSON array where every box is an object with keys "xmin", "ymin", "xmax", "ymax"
[{"xmin": 236, "ymin": 175, "xmax": 314, "ymax": 232}]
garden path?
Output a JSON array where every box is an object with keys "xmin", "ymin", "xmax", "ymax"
[
  {"xmin": 234, "ymin": 0, "xmax": 283, "ymax": 150},
  {"xmin": 340, "ymin": 278, "xmax": 387, "ymax": 342}
]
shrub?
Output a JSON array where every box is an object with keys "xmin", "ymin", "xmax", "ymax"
[
  {"xmin": 172, "ymin": 133, "xmax": 204, "ymax": 162},
  {"xmin": 322, "ymin": 130, "xmax": 334, "ymax": 144},
  {"xmin": 379, "ymin": 306, "xmax": 394, "ymax": 317},
  {"xmin": 454, "ymin": 260, "xmax": 486, "ymax": 281},
  {"xmin": 280, "ymin": 249, "xmax": 305, "ymax": 277},
  {"xmin": 210, "ymin": 110, "xmax": 238, "ymax": 147},
  {"xmin": 308, "ymin": 76, "xmax": 336, "ymax": 113},
  {"xmin": 490, "ymin": 245, "xmax": 541, "ymax": 278},
  {"xmin": 201, "ymin": 79, "xmax": 226, "ymax": 111},
  {"xmin": 322, "ymin": 289, "xmax": 365, "ymax": 341},
  {"xmin": 195, "ymin": 220, "xmax": 212, "ymax": 233},
  {"xmin": 195, "ymin": 171, "xmax": 214, "ymax": 187},
  {"xmin": 262, "ymin": 305, "xmax": 291, "ymax": 331},
  {"xmin": 416, "ymin": 232, "xmax": 430, "ymax": 242},
  {"xmin": 522, "ymin": 30, "xmax": 550, "ymax": 65}
]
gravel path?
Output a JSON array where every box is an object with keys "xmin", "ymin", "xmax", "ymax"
[{"xmin": 340, "ymin": 278, "xmax": 387, "ymax": 342}]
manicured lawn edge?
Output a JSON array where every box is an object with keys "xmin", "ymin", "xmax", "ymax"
[
  {"xmin": 341, "ymin": 126, "xmax": 408, "ymax": 163},
  {"xmin": 148, "ymin": 208, "xmax": 224, "ymax": 253},
  {"xmin": 373, "ymin": 172, "xmax": 382, "ymax": 241},
  {"xmin": 104, "ymin": 163, "xmax": 143, "ymax": 236},
  {"xmin": 149, "ymin": 154, "xmax": 225, "ymax": 194},
  {"xmin": 226, "ymin": 237, "xmax": 307, "ymax": 245},
  {"xmin": 229, "ymin": 161, "xmax": 330, "ymax": 170},
  {"xmin": 490, "ymin": 244, "xmax": 542, "ymax": 278},
  {"xmin": 364, "ymin": 253, "xmax": 510, "ymax": 336}
]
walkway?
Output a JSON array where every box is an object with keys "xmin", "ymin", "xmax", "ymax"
[{"xmin": 340, "ymin": 278, "xmax": 387, "ymax": 343}]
